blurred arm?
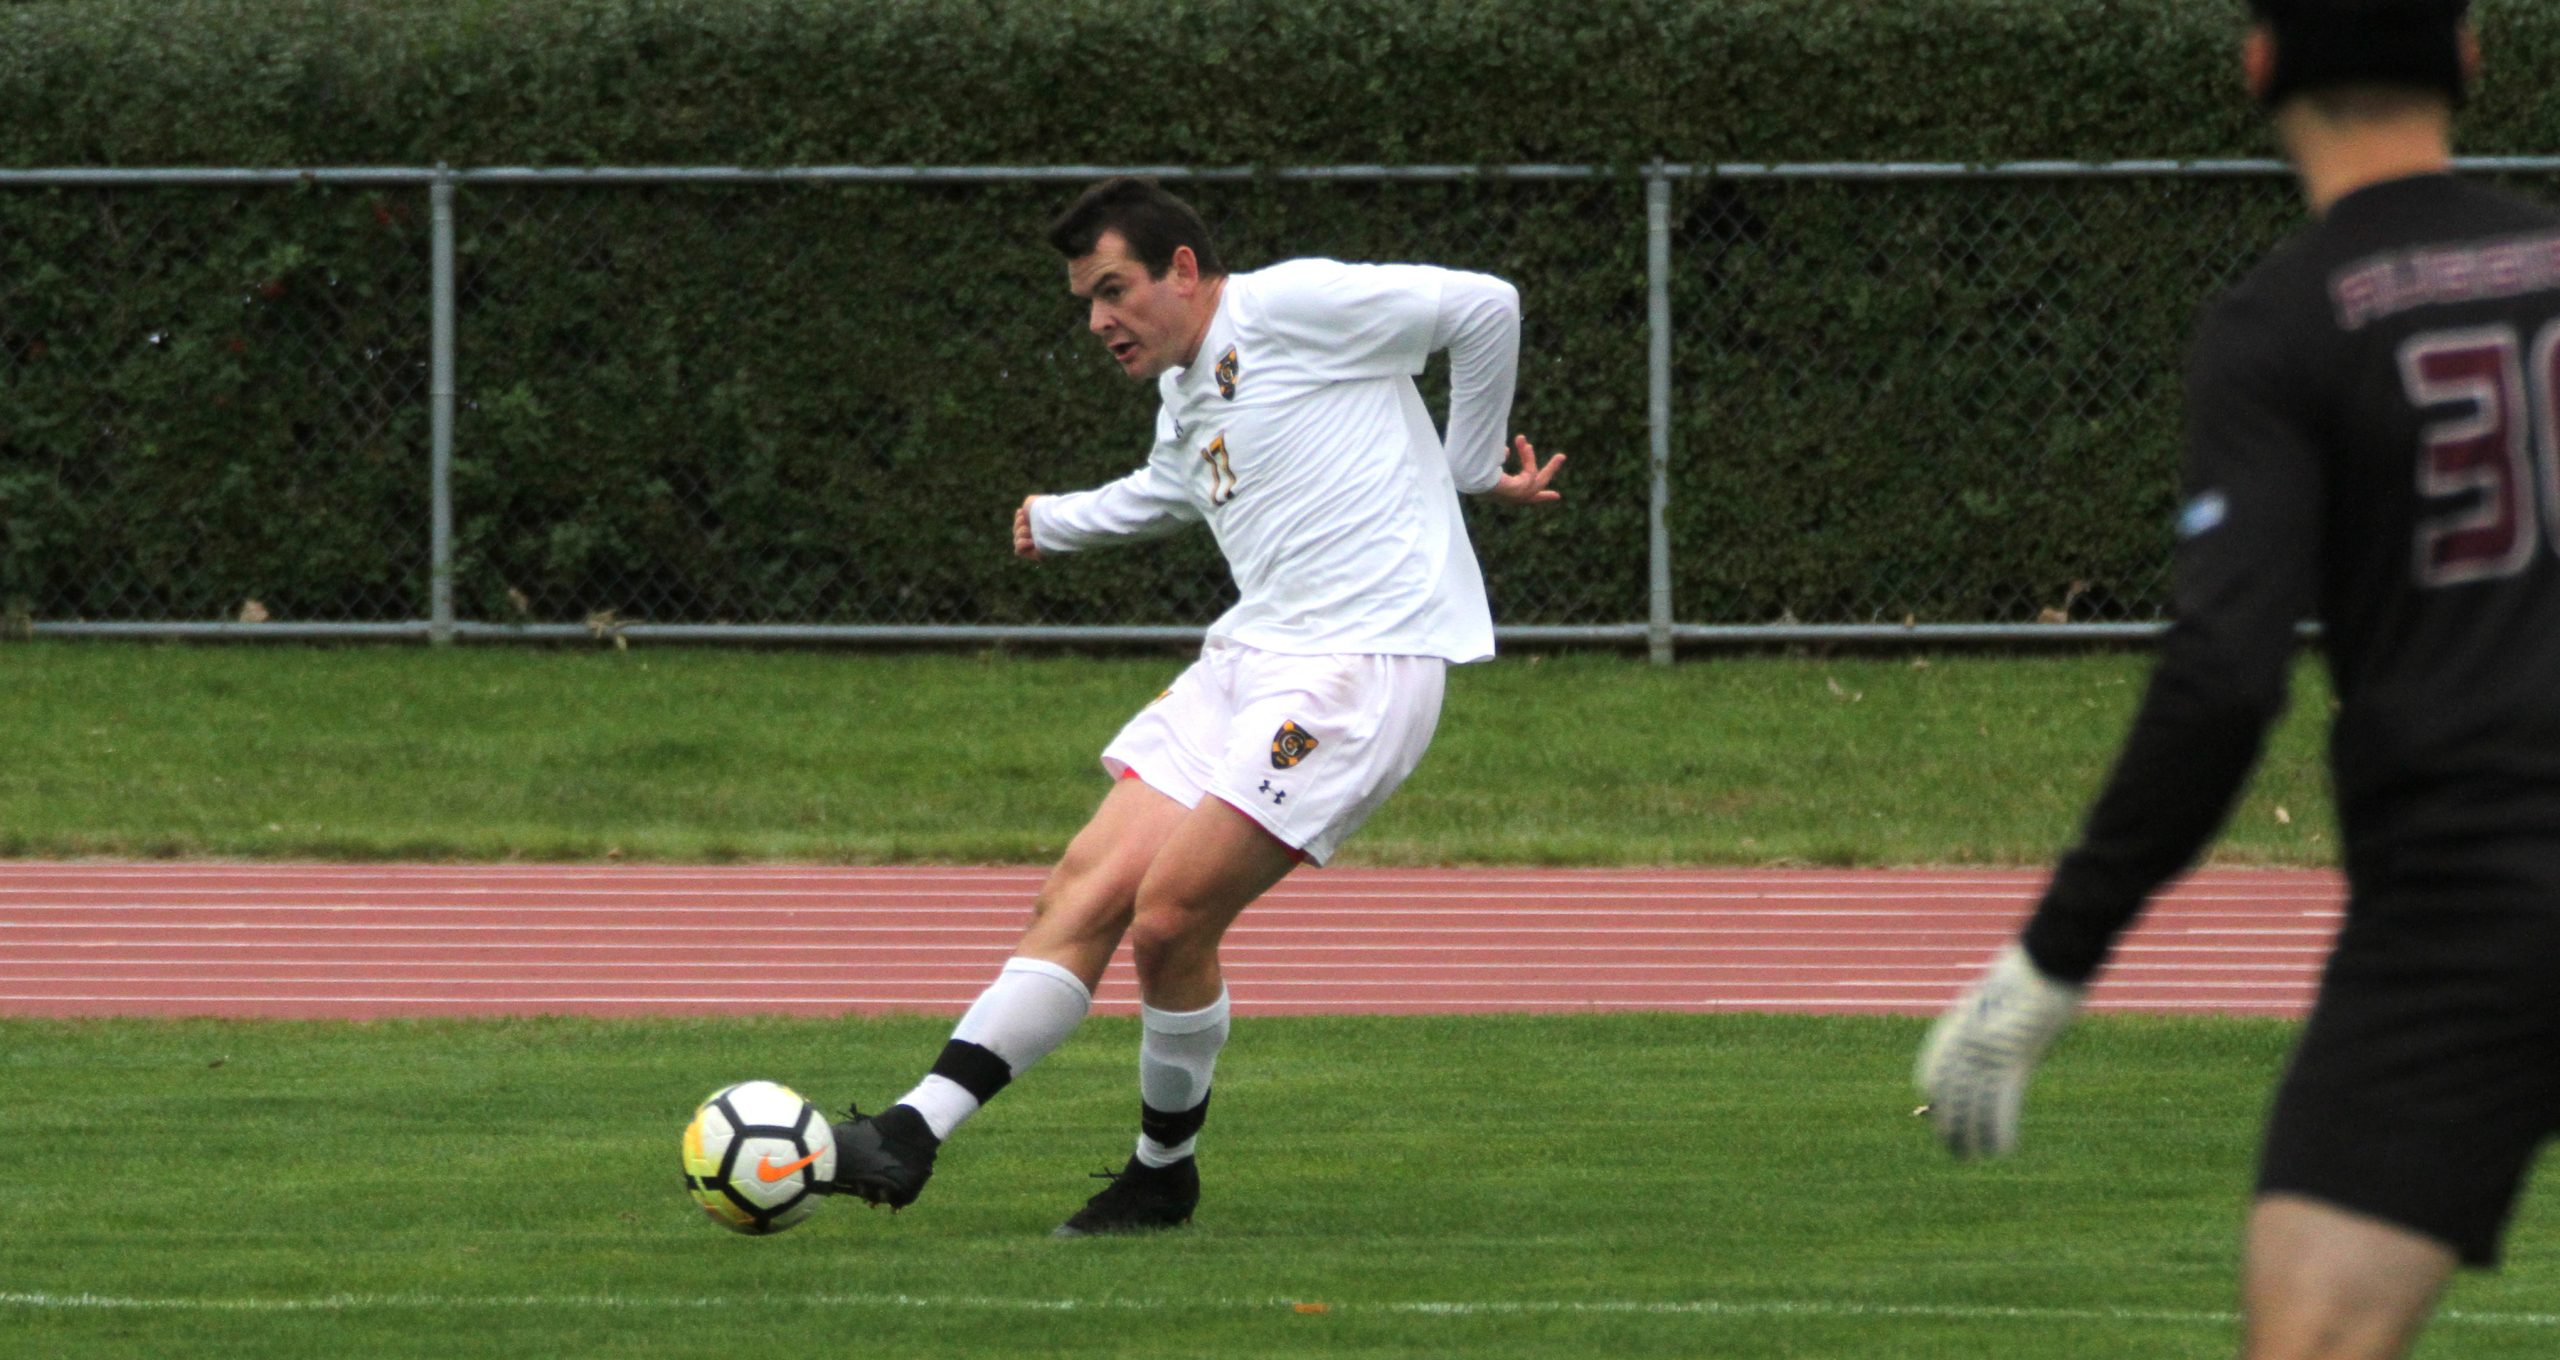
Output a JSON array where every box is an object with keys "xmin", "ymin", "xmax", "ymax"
[
  {"xmin": 1917, "ymin": 301, "xmax": 2322, "ymax": 1160},
  {"xmin": 2020, "ymin": 303, "xmax": 2323, "ymax": 984},
  {"xmin": 1027, "ymin": 459, "xmax": 1201, "ymax": 554}
]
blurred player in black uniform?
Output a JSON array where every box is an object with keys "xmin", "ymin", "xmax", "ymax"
[{"xmin": 1915, "ymin": 3, "xmax": 2557, "ymax": 1357}]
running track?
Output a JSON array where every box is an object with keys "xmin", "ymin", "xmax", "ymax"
[{"xmin": 0, "ymin": 864, "xmax": 2343, "ymax": 1019}]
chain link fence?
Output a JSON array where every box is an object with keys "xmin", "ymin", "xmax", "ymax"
[
  {"xmin": 8, "ymin": 162, "xmax": 2557, "ymax": 652},
  {"xmin": 1, "ymin": 179, "xmax": 432, "ymax": 627},
  {"xmin": 1667, "ymin": 169, "xmax": 2306, "ymax": 632}
]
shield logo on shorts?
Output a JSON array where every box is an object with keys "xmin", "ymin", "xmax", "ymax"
[{"xmin": 1270, "ymin": 720, "xmax": 1318, "ymax": 770}]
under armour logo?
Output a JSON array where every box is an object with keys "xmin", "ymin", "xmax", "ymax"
[{"xmin": 1257, "ymin": 779, "xmax": 1287, "ymax": 805}]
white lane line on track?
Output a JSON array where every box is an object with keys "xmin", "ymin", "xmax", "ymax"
[
  {"xmin": 0, "ymin": 865, "xmax": 2335, "ymax": 881},
  {"xmin": 0, "ymin": 1290, "xmax": 2543, "ymax": 1329},
  {"xmin": 0, "ymin": 925, "xmax": 2331, "ymax": 943},
  {"xmin": 0, "ymin": 915, "xmax": 2339, "ymax": 933},
  {"xmin": 0, "ymin": 994, "xmax": 2306, "ymax": 1011},
  {"xmin": 0, "ymin": 891, "xmax": 2344, "ymax": 911},
  {"xmin": 0, "ymin": 961, "xmax": 2320, "ymax": 980},
  {"xmin": 0, "ymin": 898, "xmax": 2342, "ymax": 914},
  {"xmin": 0, "ymin": 942, "xmax": 2334, "ymax": 963},
  {"xmin": 0, "ymin": 879, "xmax": 2052, "ymax": 894},
  {"xmin": 0, "ymin": 984, "xmax": 2320, "ymax": 1003}
]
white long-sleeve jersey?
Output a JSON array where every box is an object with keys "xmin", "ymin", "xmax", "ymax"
[{"xmin": 1027, "ymin": 258, "xmax": 1519, "ymax": 663}]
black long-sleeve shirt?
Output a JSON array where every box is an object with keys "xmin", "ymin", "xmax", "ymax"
[{"xmin": 2024, "ymin": 173, "xmax": 2560, "ymax": 984}]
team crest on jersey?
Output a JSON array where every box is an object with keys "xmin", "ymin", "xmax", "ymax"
[
  {"xmin": 1270, "ymin": 720, "xmax": 1319, "ymax": 769},
  {"xmin": 1214, "ymin": 346, "xmax": 1240, "ymax": 400}
]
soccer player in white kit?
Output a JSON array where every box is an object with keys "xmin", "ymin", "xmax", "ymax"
[{"xmin": 824, "ymin": 177, "xmax": 1563, "ymax": 1236}]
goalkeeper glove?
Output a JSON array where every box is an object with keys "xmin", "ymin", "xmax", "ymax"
[{"xmin": 1915, "ymin": 941, "xmax": 2086, "ymax": 1159}]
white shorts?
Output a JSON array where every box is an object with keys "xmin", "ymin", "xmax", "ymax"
[{"xmin": 1100, "ymin": 639, "xmax": 1447, "ymax": 866}]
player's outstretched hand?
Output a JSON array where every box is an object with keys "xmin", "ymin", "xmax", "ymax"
[
  {"xmin": 1914, "ymin": 942, "xmax": 2086, "ymax": 1159},
  {"xmin": 1013, "ymin": 495, "xmax": 1047, "ymax": 560},
  {"xmin": 1486, "ymin": 435, "xmax": 1564, "ymax": 506}
]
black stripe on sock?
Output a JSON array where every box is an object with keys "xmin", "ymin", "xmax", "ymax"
[
  {"xmin": 928, "ymin": 1038, "xmax": 1014, "ymax": 1104},
  {"xmin": 1141, "ymin": 1089, "xmax": 1211, "ymax": 1147}
]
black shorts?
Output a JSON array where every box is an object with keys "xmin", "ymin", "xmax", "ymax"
[{"xmin": 2257, "ymin": 893, "xmax": 2560, "ymax": 1267}]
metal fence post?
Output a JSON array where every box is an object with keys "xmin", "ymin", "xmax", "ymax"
[
  {"xmin": 428, "ymin": 167, "xmax": 457, "ymax": 646},
  {"xmin": 1645, "ymin": 166, "xmax": 1675, "ymax": 665}
]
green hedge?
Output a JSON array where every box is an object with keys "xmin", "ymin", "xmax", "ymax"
[
  {"xmin": 3, "ymin": 1, "xmax": 2557, "ymax": 628},
  {"xmin": 13, "ymin": 0, "xmax": 2560, "ymax": 168}
]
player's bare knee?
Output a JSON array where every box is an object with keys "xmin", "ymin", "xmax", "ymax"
[
  {"xmin": 1127, "ymin": 906, "xmax": 1214, "ymax": 982},
  {"xmin": 2243, "ymin": 1210, "xmax": 2449, "ymax": 1360},
  {"xmin": 1126, "ymin": 911, "xmax": 1180, "ymax": 970},
  {"xmin": 2242, "ymin": 1311, "xmax": 2413, "ymax": 1360},
  {"xmin": 2248, "ymin": 1274, "xmax": 2430, "ymax": 1360}
]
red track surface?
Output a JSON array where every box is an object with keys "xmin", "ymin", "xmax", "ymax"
[{"xmin": 0, "ymin": 863, "xmax": 2343, "ymax": 1020}]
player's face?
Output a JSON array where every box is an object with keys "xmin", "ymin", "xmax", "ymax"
[{"xmin": 1068, "ymin": 231, "xmax": 1202, "ymax": 381}]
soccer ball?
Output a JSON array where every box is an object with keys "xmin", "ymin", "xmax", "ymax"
[{"xmin": 681, "ymin": 1080, "xmax": 837, "ymax": 1235}]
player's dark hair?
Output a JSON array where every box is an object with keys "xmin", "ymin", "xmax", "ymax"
[
  {"xmin": 1046, "ymin": 177, "xmax": 1225, "ymax": 280},
  {"xmin": 2246, "ymin": 0, "xmax": 2472, "ymax": 111}
]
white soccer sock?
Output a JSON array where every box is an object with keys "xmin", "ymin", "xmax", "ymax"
[
  {"xmin": 1134, "ymin": 989, "xmax": 1230, "ymax": 1167},
  {"xmin": 897, "ymin": 956, "xmax": 1092, "ymax": 1141}
]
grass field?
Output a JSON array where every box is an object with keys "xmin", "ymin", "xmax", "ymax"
[
  {"xmin": 4, "ymin": 1013, "xmax": 2552, "ymax": 1360},
  {"xmin": 0, "ymin": 642, "xmax": 2338, "ymax": 864},
  {"xmin": 9, "ymin": 643, "xmax": 2545, "ymax": 1358}
]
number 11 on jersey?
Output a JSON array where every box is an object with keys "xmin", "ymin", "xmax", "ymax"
[{"xmin": 1201, "ymin": 434, "xmax": 1237, "ymax": 505}]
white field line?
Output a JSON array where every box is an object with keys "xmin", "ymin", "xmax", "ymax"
[
  {"xmin": 0, "ymin": 998, "xmax": 2312, "ymax": 1015},
  {"xmin": 0, "ymin": 1289, "xmax": 2544, "ymax": 1330},
  {"xmin": 0, "ymin": 880, "xmax": 2048, "ymax": 895},
  {"xmin": 0, "ymin": 901, "xmax": 2077, "ymax": 914},
  {"xmin": 0, "ymin": 959, "xmax": 2324, "ymax": 975},
  {"xmin": 0, "ymin": 922, "xmax": 2333, "ymax": 939},
  {"xmin": 0, "ymin": 978, "xmax": 2095, "ymax": 993},
  {"xmin": 11, "ymin": 864, "xmax": 2319, "ymax": 875}
]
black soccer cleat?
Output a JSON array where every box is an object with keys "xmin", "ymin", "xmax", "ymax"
[
  {"xmin": 823, "ymin": 1103, "xmax": 940, "ymax": 1210},
  {"xmin": 1052, "ymin": 1154, "xmax": 1199, "ymax": 1238}
]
